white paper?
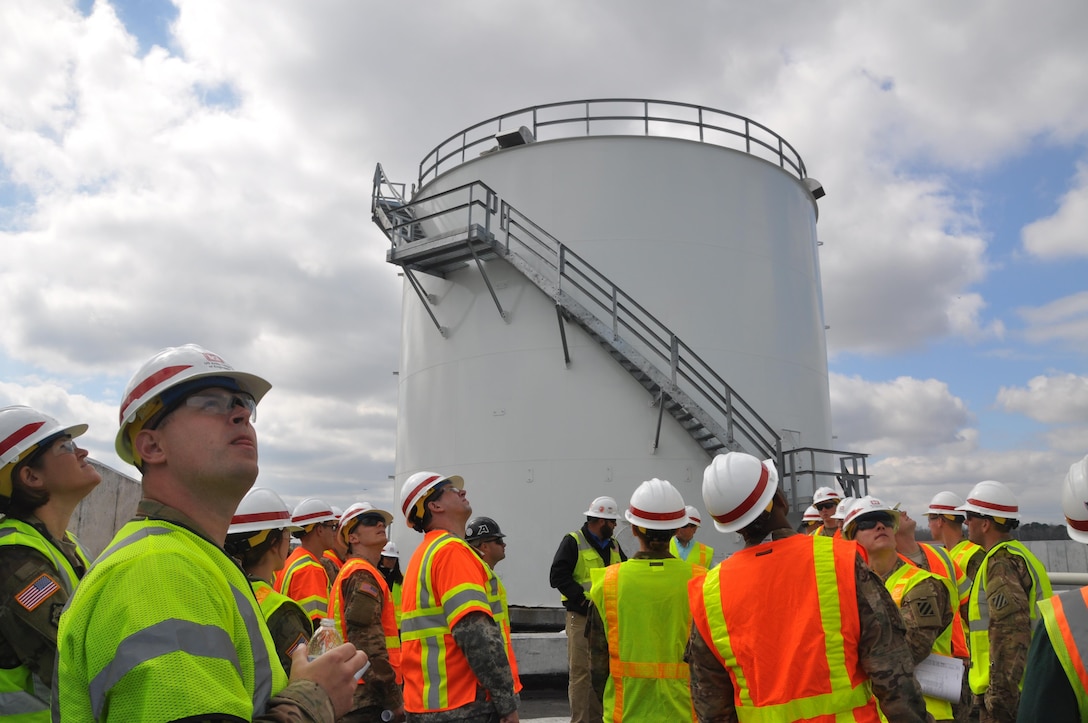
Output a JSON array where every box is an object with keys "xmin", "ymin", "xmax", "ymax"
[{"xmin": 913, "ymin": 653, "xmax": 965, "ymax": 702}]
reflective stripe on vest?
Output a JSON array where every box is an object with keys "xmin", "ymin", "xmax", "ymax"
[
  {"xmin": 328, "ymin": 557, "xmax": 402, "ymax": 680},
  {"xmin": 1037, "ymin": 587, "xmax": 1088, "ymax": 718},
  {"xmin": 884, "ymin": 563, "xmax": 955, "ymax": 721},
  {"xmin": 922, "ymin": 544, "xmax": 970, "ymax": 606},
  {"xmin": 54, "ymin": 519, "xmax": 284, "ymax": 721},
  {"xmin": 0, "ymin": 520, "xmax": 89, "ymax": 722},
  {"xmin": 275, "ymin": 548, "xmax": 328, "ymax": 621},
  {"xmin": 485, "ymin": 571, "xmax": 521, "ymax": 693},
  {"xmin": 966, "ymin": 540, "xmax": 1052, "ymax": 694},
  {"xmin": 669, "ymin": 538, "xmax": 714, "ymax": 568},
  {"xmin": 691, "ymin": 535, "xmax": 879, "ymax": 723},
  {"xmin": 562, "ymin": 530, "xmax": 621, "ymax": 600},
  {"xmin": 400, "ymin": 531, "xmax": 493, "ymax": 712},
  {"xmin": 949, "ymin": 540, "xmax": 982, "ymax": 579},
  {"xmin": 595, "ymin": 560, "xmax": 696, "ymax": 723}
]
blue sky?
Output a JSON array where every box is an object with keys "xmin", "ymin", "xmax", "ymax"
[{"xmin": 2, "ymin": 0, "xmax": 1087, "ymax": 525}]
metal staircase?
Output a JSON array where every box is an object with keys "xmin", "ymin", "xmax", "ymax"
[{"xmin": 372, "ymin": 164, "xmax": 782, "ymax": 463}]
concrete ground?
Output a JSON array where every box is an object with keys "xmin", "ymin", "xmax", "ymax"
[{"xmin": 519, "ymin": 675, "xmax": 570, "ymax": 721}]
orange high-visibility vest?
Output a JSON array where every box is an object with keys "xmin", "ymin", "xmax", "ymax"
[
  {"xmin": 400, "ymin": 530, "xmax": 497, "ymax": 713},
  {"xmin": 689, "ymin": 534, "xmax": 880, "ymax": 722},
  {"xmin": 322, "ymin": 549, "xmax": 344, "ymax": 574},
  {"xmin": 274, "ymin": 547, "xmax": 329, "ymax": 625},
  {"xmin": 1036, "ymin": 586, "xmax": 1088, "ymax": 718},
  {"xmin": 328, "ymin": 557, "xmax": 402, "ymax": 683}
]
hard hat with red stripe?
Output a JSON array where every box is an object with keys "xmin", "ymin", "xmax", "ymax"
[
  {"xmin": 115, "ymin": 344, "xmax": 271, "ymax": 467},
  {"xmin": 831, "ymin": 496, "xmax": 856, "ymax": 521},
  {"xmin": 955, "ymin": 480, "xmax": 1020, "ymax": 521},
  {"xmin": 400, "ymin": 471, "xmax": 464, "ymax": 527},
  {"xmin": 841, "ymin": 495, "xmax": 900, "ymax": 541},
  {"xmin": 802, "ymin": 505, "xmax": 821, "ymax": 523},
  {"xmin": 684, "ymin": 505, "xmax": 702, "ymax": 527},
  {"xmin": 1061, "ymin": 455, "xmax": 1088, "ymax": 544},
  {"xmin": 0, "ymin": 406, "xmax": 89, "ymax": 500},
  {"xmin": 381, "ymin": 540, "xmax": 400, "ymax": 558},
  {"xmin": 291, "ymin": 497, "xmax": 338, "ymax": 530},
  {"xmin": 339, "ymin": 501, "xmax": 394, "ymax": 544},
  {"xmin": 228, "ymin": 487, "xmax": 301, "ymax": 535},
  {"xmin": 702, "ymin": 452, "xmax": 779, "ymax": 533},
  {"xmin": 624, "ymin": 478, "xmax": 689, "ymax": 530},
  {"xmin": 926, "ymin": 490, "xmax": 966, "ymax": 518}
]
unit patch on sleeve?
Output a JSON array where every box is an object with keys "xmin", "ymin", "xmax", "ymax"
[{"xmin": 15, "ymin": 574, "xmax": 60, "ymax": 611}]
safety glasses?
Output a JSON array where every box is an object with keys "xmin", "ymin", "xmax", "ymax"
[
  {"xmin": 815, "ymin": 501, "xmax": 838, "ymax": 512},
  {"xmin": 183, "ymin": 390, "xmax": 257, "ymax": 422}
]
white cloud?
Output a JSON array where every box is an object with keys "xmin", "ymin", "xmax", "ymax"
[
  {"xmin": 997, "ymin": 373, "xmax": 1088, "ymax": 424},
  {"xmin": 1018, "ymin": 291, "xmax": 1088, "ymax": 347},
  {"xmin": 830, "ymin": 373, "xmax": 973, "ymax": 455},
  {"xmin": 1022, "ymin": 162, "xmax": 1088, "ymax": 259}
]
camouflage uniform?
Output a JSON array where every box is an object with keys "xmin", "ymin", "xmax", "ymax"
[
  {"xmin": 320, "ymin": 553, "xmax": 342, "ymax": 587},
  {"xmin": 887, "ymin": 558, "xmax": 955, "ymax": 666},
  {"xmin": 337, "ymin": 566, "xmax": 403, "ymax": 721},
  {"xmin": 250, "ymin": 576, "xmax": 311, "ymax": 676},
  {"xmin": 407, "ymin": 613, "xmax": 518, "ymax": 723},
  {"xmin": 0, "ymin": 515, "xmax": 85, "ymax": 700},
  {"xmin": 685, "ymin": 529, "xmax": 929, "ymax": 723},
  {"xmin": 976, "ymin": 549, "xmax": 1036, "ymax": 723}
]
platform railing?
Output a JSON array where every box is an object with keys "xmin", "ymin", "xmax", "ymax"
[{"xmin": 417, "ymin": 98, "xmax": 808, "ymax": 187}]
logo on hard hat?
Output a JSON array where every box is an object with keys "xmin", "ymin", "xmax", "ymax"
[{"xmin": 203, "ymin": 352, "xmax": 226, "ymax": 364}]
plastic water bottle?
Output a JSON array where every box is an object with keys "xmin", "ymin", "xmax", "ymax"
[{"xmin": 307, "ymin": 618, "xmax": 343, "ymax": 661}]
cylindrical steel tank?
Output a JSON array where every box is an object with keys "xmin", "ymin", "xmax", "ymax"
[{"xmin": 389, "ymin": 100, "xmax": 830, "ymax": 607}]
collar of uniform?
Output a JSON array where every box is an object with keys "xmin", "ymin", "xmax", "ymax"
[
  {"xmin": 632, "ymin": 550, "xmax": 673, "ymax": 560},
  {"xmin": 135, "ymin": 498, "xmax": 219, "ymax": 547},
  {"xmin": 581, "ymin": 522, "xmax": 611, "ymax": 550}
]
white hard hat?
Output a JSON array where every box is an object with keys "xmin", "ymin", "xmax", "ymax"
[
  {"xmin": 584, "ymin": 495, "xmax": 620, "ymax": 520},
  {"xmin": 228, "ymin": 488, "xmax": 301, "ymax": 535},
  {"xmin": 702, "ymin": 452, "xmax": 779, "ymax": 533},
  {"xmin": 842, "ymin": 495, "xmax": 900, "ymax": 541},
  {"xmin": 400, "ymin": 471, "xmax": 464, "ymax": 525},
  {"xmin": 831, "ymin": 497, "xmax": 856, "ymax": 521},
  {"xmin": 685, "ymin": 505, "xmax": 702, "ymax": 527},
  {"xmin": 331, "ymin": 505, "xmax": 344, "ymax": 518},
  {"xmin": 291, "ymin": 498, "xmax": 338, "ymax": 529},
  {"xmin": 624, "ymin": 479, "xmax": 689, "ymax": 530},
  {"xmin": 802, "ymin": 505, "xmax": 821, "ymax": 523},
  {"xmin": 812, "ymin": 486, "xmax": 842, "ymax": 505},
  {"xmin": 115, "ymin": 344, "xmax": 271, "ymax": 466},
  {"xmin": 381, "ymin": 540, "xmax": 400, "ymax": 558},
  {"xmin": 956, "ymin": 480, "xmax": 1020, "ymax": 521},
  {"xmin": 926, "ymin": 491, "xmax": 966, "ymax": 517},
  {"xmin": 0, "ymin": 406, "xmax": 89, "ymax": 499},
  {"xmin": 1061, "ymin": 455, "xmax": 1088, "ymax": 543},
  {"xmin": 339, "ymin": 502, "xmax": 394, "ymax": 544}
]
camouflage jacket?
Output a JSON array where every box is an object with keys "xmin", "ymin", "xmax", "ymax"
[
  {"xmin": 340, "ymin": 566, "xmax": 403, "ymax": 714},
  {"xmin": 980, "ymin": 549, "xmax": 1036, "ymax": 723}
]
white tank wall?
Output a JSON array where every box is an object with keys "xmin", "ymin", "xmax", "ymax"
[{"xmin": 392, "ymin": 135, "xmax": 829, "ymax": 606}]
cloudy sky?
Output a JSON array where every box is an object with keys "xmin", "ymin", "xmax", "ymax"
[{"xmin": 2, "ymin": 0, "xmax": 1086, "ymax": 524}]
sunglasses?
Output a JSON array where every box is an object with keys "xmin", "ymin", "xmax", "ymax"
[
  {"xmin": 484, "ymin": 538, "xmax": 507, "ymax": 546},
  {"xmin": 357, "ymin": 515, "xmax": 385, "ymax": 528},
  {"xmin": 815, "ymin": 501, "xmax": 839, "ymax": 511},
  {"xmin": 853, "ymin": 513, "xmax": 894, "ymax": 532}
]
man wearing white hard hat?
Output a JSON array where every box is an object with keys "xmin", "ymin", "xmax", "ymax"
[
  {"xmin": 224, "ymin": 487, "xmax": 310, "ymax": 675},
  {"xmin": 54, "ymin": 344, "xmax": 366, "ymax": 722},
  {"xmin": 957, "ymin": 480, "xmax": 1052, "ymax": 723},
  {"xmin": 926, "ymin": 491, "xmax": 984, "ymax": 584},
  {"xmin": 669, "ymin": 504, "xmax": 714, "ymax": 568},
  {"xmin": 801, "ymin": 504, "xmax": 822, "ymax": 534},
  {"xmin": 320, "ymin": 505, "xmax": 348, "ymax": 583},
  {"xmin": 0, "ymin": 406, "xmax": 100, "ymax": 717},
  {"xmin": 812, "ymin": 485, "xmax": 843, "ymax": 537},
  {"xmin": 585, "ymin": 479, "xmax": 699, "ymax": 721},
  {"xmin": 549, "ymin": 494, "xmax": 627, "ymax": 723},
  {"xmin": 378, "ymin": 540, "xmax": 403, "ymax": 626},
  {"xmin": 1020, "ymin": 455, "xmax": 1088, "ymax": 721},
  {"xmin": 327, "ymin": 502, "xmax": 403, "ymax": 722},
  {"xmin": 398, "ymin": 471, "xmax": 518, "ymax": 723},
  {"xmin": 276, "ymin": 497, "xmax": 339, "ymax": 628},
  {"xmin": 687, "ymin": 452, "xmax": 929, "ymax": 722},
  {"xmin": 843, "ymin": 496, "xmax": 958, "ymax": 721}
]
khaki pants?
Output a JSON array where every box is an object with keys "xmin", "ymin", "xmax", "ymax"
[{"xmin": 566, "ymin": 610, "xmax": 602, "ymax": 723}]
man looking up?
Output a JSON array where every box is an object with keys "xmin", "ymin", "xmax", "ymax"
[
  {"xmin": 54, "ymin": 344, "xmax": 366, "ymax": 722},
  {"xmin": 811, "ymin": 485, "xmax": 842, "ymax": 537},
  {"xmin": 277, "ymin": 497, "xmax": 339, "ymax": 628}
]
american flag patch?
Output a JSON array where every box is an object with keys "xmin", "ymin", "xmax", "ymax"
[{"xmin": 15, "ymin": 574, "xmax": 60, "ymax": 611}]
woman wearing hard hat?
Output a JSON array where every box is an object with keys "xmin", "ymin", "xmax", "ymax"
[{"xmin": 0, "ymin": 405, "xmax": 101, "ymax": 719}]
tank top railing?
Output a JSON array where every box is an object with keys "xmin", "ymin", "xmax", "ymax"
[{"xmin": 416, "ymin": 99, "xmax": 807, "ymax": 188}]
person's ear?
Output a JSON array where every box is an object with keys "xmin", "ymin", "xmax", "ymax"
[{"xmin": 133, "ymin": 428, "xmax": 167, "ymax": 466}]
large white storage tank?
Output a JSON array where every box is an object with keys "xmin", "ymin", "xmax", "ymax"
[{"xmin": 376, "ymin": 100, "xmax": 852, "ymax": 608}]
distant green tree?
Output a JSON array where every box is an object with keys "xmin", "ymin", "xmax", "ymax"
[{"xmin": 1017, "ymin": 522, "xmax": 1068, "ymax": 541}]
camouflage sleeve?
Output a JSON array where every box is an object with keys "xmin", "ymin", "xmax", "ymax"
[
  {"xmin": 343, "ymin": 569, "xmax": 402, "ymax": 711},
  {"xmin": 0, "ymin": 547, "xmax": 71, "ymax": 687},
  {"xmin": 898, "ymin": 576, "xmax": 954, "ymax": 665},
  {"xmin": 266, "ymin": 601, "xmax": 311, "ymax": 676},
  {"xmin": 260, "ymin": 680, "xmax": 337, "ymax": 722},
  {"xmin": 854, "ymin": 556, "xmax": 929, "ymax": 723},
  {"xmin": 684, "ymin": 620, "xmax": 738, "ymax": 723},
  {"xmin": 983, "ymin": 553, "xmax": 1033, "ymax": 723},
  {"xmin": 319, "ymin": 557, "xmax": 340, "ymax": 585},
  {"xmin": 450, "ymin": 611, "xmax": 517, "ymax": 717},
  {"xmin": 586, "ymin": 602, "xmax": 609, "ymax": 700}
]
